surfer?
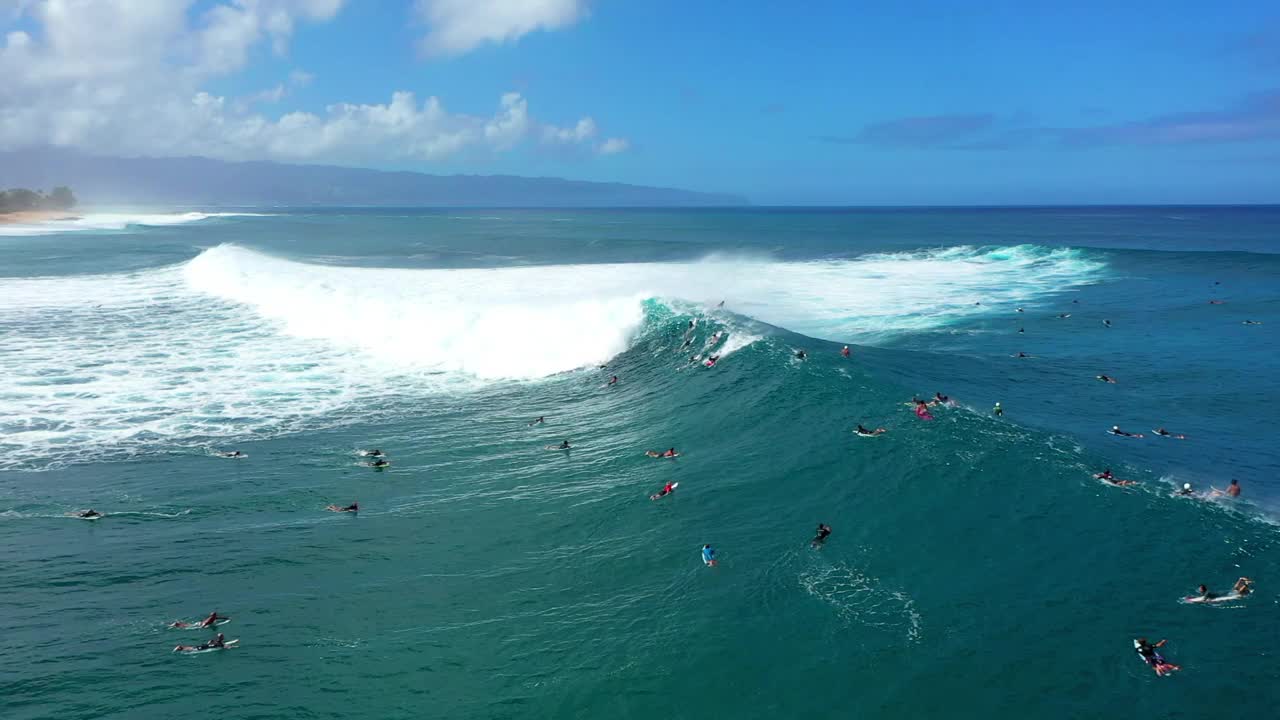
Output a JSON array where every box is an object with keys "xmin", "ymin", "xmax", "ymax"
[
  {"xmin": 1176, "ymin": 483, "xmax": 1195, "ymax": 496},
  {"xmin": 360, "ymin": 448, "xmax": 384, "ymax": 457},
  {"xmin": 795, "ymin": 349, "xmax": 807, "ymax": 360},
  {"xmin": 529, "ymin": 417, "xmax": 544, "ymax": 426},
  {"xmin": 993, "ymin": 402, "xmax": 1003, "ymax": 417},
  {"xmin": 1016, "ymin": 352, "xmax": 1030, "ymax": 358},
  {"xmin": 1096, "ymin": 374, "xmax": 1117, "ymax": 383},
  {"xmin": 1057, "ymin": 313, "xmax": 1071, "ymax": 319},
  {"xmin": 701, "ymin": 544, "xmax": 717, "ymax": 567},
  {"xmin": 558, "ymin": 440, "xmax": 571, "ymax": 450},
  {"xmin": 326, "ymin": 502, "xmax": 358, "ymax": 512},
  {"xmin": 653, "ymin": 481, "xmax": 676, "ymax": 499},
  {"xmin": 1194, "ymin": 584, "xmax": 1220, "ymax": 601},
  {"xmin": 1016, "ymin": 307, "xmax": 1024, "ymax": 313},
  {"xmin": 1109, "ymin": 425, "xmax": 1142, "ymax": 438},
  {"xmin": 841, "ymin": 346, "xmax": 850, "ymax": 358},
  {"xmin": 1210, "ymin": 479, "xmax": 1241, "ymax": 497},
  {"xmin": 914, "ymin": 400, "xmax": 934, "ymax": 421},
  {"xmin": 1234, "ymin": 577, "xmax": 1253, "ymax": 596},
  {"xmin": 1209, "ymin": 299, "xmax": 1224, "ymax": 305},
  {"xmin": 1018, "ymin": 327, "xmax": 1024, "ymax": 334},
  {"xmin": 172, "ymin": 611, "xmax": 226, "ymax": 629},
  {"xmin": 75, "ymin": 509, "xmax": 103, "ymax": 519},
  {"xmin": 1242, "ymin": 320, "xmax": 1263, "ymax": 325},
  {"xmin": 1102, "ymin": 319, "xmax": 1112, "ymax": 328},
  {"xmin": 717, "ymin": 300, "xmax": 725, "ymax": 308},
  {"xmin": 1134, "ymin": 638, "xmax": 1180, "ymax": 676},
  {"xmin": 811, "ymin": 524, "xmax": 832, "ymax": 547},
  {"xmin": 646, "ymin": 448, "xmax": 679, "ymax": 458},
  {"xmin": 176, "ymin": 633, "xmax": 227, "ymax": 653},
  {"xmin": 934, "ymin": 392, "xmax": 950, "ymax": 405},
  {"xmin": 703, "ymin": 355, "xmax": 719, "ymax": 367},
  {"xmin": 855, "ymin": 424, "xmax": 886, "ymax": 436},
  {"xmin": 370, "ymin": 458, "xmax": 390, "ymax": 468},
  {"xmin": 218, "ymin": 450, "xmax": 246, "ymax": 458},
  {"xmin": 1154, "ymin": 428, "xmax": 1186, "ymax": 439},
  {"xmin": 1095, "ymin": 468, "xmax": 1136, "ymax": 486},
  {"xmin": 607, "ymin": 375, "xmax": 619, "ymax": 386}
]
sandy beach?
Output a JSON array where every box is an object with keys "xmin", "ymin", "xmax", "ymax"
[{"xmin": 0, "ymin": 210, "xmax": 80, "ymax": 224}]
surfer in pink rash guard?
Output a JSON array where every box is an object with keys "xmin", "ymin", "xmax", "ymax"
[{"xmin": 914, "ymin": 400, "xmax": 934, "ymax": 421}]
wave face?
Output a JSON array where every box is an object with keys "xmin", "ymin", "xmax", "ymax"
[
  {"xmin": 0, "ymin": 243, "xmax": 1102, "ymax": 468},
  {"xmin": 0, "ymin": 211, "xmax": 268, "ymax": 236}
]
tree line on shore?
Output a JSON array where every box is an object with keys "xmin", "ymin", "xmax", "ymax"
[{"xmin": 0, "ymin": 186, "xmax": 77, "ymax": 213}]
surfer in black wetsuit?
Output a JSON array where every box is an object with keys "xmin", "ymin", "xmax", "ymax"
[
  {"xmin": 855, "ymin": 424, "xmax": 886, "ymax": 436},
  {"xmin": 795, "ymin": 349, "xmax": 807, "ymax": 360},
  {"xmin": 361, "ymin": 448, "xmax": 384, "ymax": 457},
  {"xmin": 559, "ymin": 440, "xmax": 571, "ymax": 450},
  {"xmin": 219, "ymin": 450, "xmax": 246, "ymax": 458},
  {"xmin": 529, "ymin": 417, "xmax": 544, "ymax": 426},
  {"xmin": 811, "ymin": 524, "xmax": 832, "ymax": 547},
  {"xmin": 1195, "ymin": 584, "xmax": 1219, "ymax": 601},
  {"xmin": 77, "ymin": 509, "xmax": 103, "ymax": 519},
  {"xmin": 1102, "ymin": 319, "xmax": 1112, "ymax": 328},
  {"xmin": 1109, "ymin": 425, "xmax": 1140, "ymax": 437},
  {"xmin": 370, "ymin": 458, "xmax": 389, "ymax": 468},
  {"xmin": 1096, "ymin": 374, "xmax": 1116, "ymax": 383},
  {"xmin": 326, "ymin": 502, "xmax": 358, "ymax": 512}
]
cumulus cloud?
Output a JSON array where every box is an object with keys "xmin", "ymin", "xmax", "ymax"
[
  {"xmin": 0, "ymin": 0, "xmax": 627, "ymax": 163},
  {"xmin": 415, "ymin": 0, "xmax": 588, "ymax": 57},
  {"xmin": 597, "ymin": 137, "xmax": 629, "ymax": 155}
]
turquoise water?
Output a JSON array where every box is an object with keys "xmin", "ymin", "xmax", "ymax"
[{"xmin": 1, "ymin": 207, "xmax": 1278, "ymax": 718}]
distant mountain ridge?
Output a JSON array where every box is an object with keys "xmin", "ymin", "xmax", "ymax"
[{"xmin": 0, "ymin": 148, "xmax": 747, "ymax": 208}]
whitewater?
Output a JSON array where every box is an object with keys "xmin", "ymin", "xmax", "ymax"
[{"xmin": 0, "ymin": 242, "xmax": 1101, "ymax": 469}]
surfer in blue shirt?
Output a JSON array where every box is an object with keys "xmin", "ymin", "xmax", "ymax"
[{"xmin": 701, "ymin": 545, "xmax": 717, "ymax": 566}]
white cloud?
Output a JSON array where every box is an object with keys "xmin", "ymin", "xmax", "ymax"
[
  {"xmin": 0, "ymin": 0, "xmax": 627, "ymax": 165},
  {"xmin": 415, "ymin": 0, "xmax": 587, "ymax": 57},
  {"xmin": 597, "ymin": 137, "xmax": 629, "ymax": 155}
]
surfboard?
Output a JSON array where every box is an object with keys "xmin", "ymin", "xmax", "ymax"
[
  {"xmin": 171, "ymin": 619, "xmax": 232, "ymax": 630},
  {"xmin": 174, "ymin": 639, "xmax": 239, "ymax": 654},
  {"xmin": 545, "ymin": 445, "xmax": 571, "ymax": 451},
  {"xmin": 650, "ymin": 482, "xmax": 679, "ymax": 500},
  {"xmin": 1182, "ymin": 592, "xmax": 1243, "ymax": 604},
  {"xmin": 854, "ymin": 432, "xmax": 882, "ymax": 438}
]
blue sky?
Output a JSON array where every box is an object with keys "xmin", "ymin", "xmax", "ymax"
[{"xmin": 3, "ymin": 0, "xmax": 1279, "ymax": 204}]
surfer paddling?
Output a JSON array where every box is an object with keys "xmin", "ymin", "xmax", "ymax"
[
  {"xmin": 701, "ymin": 544, "xmax": 717, "ymax": 567},
  {"xmin": 528, "ymin": 417, "xmax": 544, "ymax": 426},
  {"xmin": 326, "ymin": 502, "xmax": 358, "ymax": 513},
  {"xmin": 1095, "ymin": 468, "xmax": 1137, "ymax": 486},
  {"xmin": 73, "ymin": 509, "xmax": 103, "ymax": 519},
  {"xmin": 1134, "ymin": 638, "xmax": 1180, "ymax": 676},
  {"xmin": 1109, "ymin": 425, "xmax": 1143, "ymax": 438},
  {"xmin": 1153, "ymin": 428, "xmax": 1187, "ymax": 439},
  {"xmin": 841, "ymin": 346, "xmax": 850, "ymax": 358},
  {"xmin": 855, "ymin": 424, "xmax": 886, "ymax": 436},
  {"xmin": 174, "ymin": 633, "xmax": 229, "ymax": 653},
  {"xmin": 646, "ymin": 448, "xmax": 679, "ymax": 458},
  {"xmin": 1210, "ymin": 479, "xmax": 1241, "ymax": 497},
  {"xmin": 1096, "ymin": 374, "xmax": 1117, "ymax": 384},
  {"xmin": 171, "ymin": 611, "xmax": 227, "ymax": 629},
  {"xmin": 607, "ymin": 375, "xmax": 619, "ymax": 386},
  {"xmin": 811, "ymin": 524, "xmax": 832, "ymax": 548},
  {"xmin": 650, "ymin": 481, "xmax": 677, "ymax": 500}
]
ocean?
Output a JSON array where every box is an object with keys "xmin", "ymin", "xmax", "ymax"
[{"xmin": 1, "ymin": 207, "xmax": 1277, "ymax": 719}]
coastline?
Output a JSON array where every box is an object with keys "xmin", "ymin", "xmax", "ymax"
[{"xmin": 0, "ymin": 210, "xmax": 79, "ymax": 225}]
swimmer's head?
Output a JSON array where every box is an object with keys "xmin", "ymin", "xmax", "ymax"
[{"xmin": 1183, "ymin": 483, "xmax": 1192, "ymax": 491}]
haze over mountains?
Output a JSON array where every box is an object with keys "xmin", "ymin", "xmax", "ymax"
[{"xmin": 0, "ymin": 149, "xmax": 746, "ymax": 208}]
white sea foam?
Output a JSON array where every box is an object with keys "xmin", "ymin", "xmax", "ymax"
[
  {"xmin": 0, "ymin": 243, "xmax": 1104, "ymax": 468},
  {"xmin": 0, "ymin": 212, "xmax": 269, "ymax": 236}
]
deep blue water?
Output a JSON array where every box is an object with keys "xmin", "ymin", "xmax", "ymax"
[{"xmin": 1, "ymin": 206, "xmax": 1277, "ymax": 719}]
